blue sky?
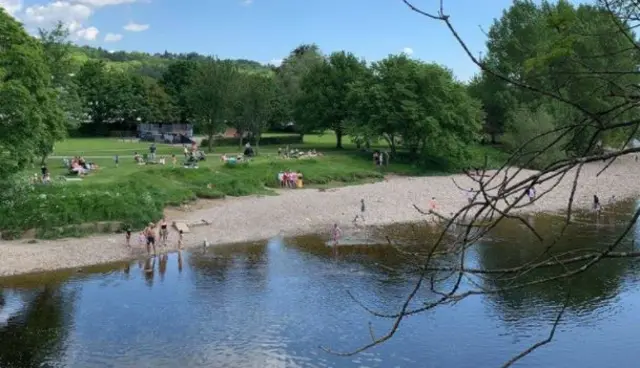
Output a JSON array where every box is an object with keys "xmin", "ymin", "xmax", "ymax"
[{"xmin": 2, "ymin": 0, "xmax": 521, "ymax": 81}]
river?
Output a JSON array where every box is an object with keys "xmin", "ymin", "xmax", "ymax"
[{"xmin": 1, "ymin": 200, "xmax": 640, "ymax": 368}]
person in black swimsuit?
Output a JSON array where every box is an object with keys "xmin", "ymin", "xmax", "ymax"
[{"xmin": 145, "ymin": 223, "xmax": 157, "ymax": 255}]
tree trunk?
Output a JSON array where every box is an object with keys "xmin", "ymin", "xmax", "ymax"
[
  {"xmin": 299, "ymin": 132, "xmax": 305, "ymax": 143},
  {"xmin": 255, "ymin": 134, "xmax": 261, "ymax": 156},
  {"xmin": 335, "ymin": 128, "xmax": 343, "ymax": 149},
  {"xmin": 207, "ymin": 132, "xmax": 214, "ymax": 153},
  {"xmin": 239, "ymin": 133, "xmax": 243, "ymax": 148}
]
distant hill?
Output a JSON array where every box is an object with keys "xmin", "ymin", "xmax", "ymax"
[{"xmin": 69, "ymin": 45, "xmax": 274, "ymax": 79}]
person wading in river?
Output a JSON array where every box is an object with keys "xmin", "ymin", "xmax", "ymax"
[
  {"xmin": 159, "ymin": 217, "xmax": 169, "ymax": 246},
  {"xmin": 144, "ymin": 222, "xmax": 157, "ymax": 255}
]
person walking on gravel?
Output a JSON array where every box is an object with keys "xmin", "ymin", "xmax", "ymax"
[{"xmin": 353, "ymin": 199, "xmax": 366, "ymax": 224}]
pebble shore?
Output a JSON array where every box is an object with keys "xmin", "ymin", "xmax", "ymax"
[{"xmin": 1, "ymin": 156, "xmax": 638, "ymax": 277}]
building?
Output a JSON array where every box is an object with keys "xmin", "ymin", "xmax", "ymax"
[{"xmin": 137, "ymin": 123, "xmax": 194, "ymax": 143}]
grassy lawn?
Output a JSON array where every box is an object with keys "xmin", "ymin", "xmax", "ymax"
[{"xmin": 1, "ymin": 133, "xmax": 507, "ymax": 239}]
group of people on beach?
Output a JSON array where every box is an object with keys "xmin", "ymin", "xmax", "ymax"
[
  {"xmin": 278, "ymin": 170, "xmax": 304, "ymax": 188},
  {"xmin": 125, "ymin": 217, "xmax": 184, "ymax": 255}
]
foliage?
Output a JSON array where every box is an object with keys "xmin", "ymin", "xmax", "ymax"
[
  {"xmin": 275, "ymin": 44, "xmax": 325, "ymax": 128},
  {"xmin": 295, "ymin": 51, "xmax": 369, "ymax": 148},
  {"xmin": 502, "ymin": 106, "xmax": 568, "ymax": 169},
  {"xmin": 186, "ymin": 59, "xmax": 239, "ymax": 152},
  {"xmin": 475, "ymin": 0, "xmax": 640, "ymax": 158},
  {"xmin": 232, "ymin": 73, "xmax": 282, "ymax": 151},
  {"xmin": 0, "ymin": 8, "xmax": 66, "ymax": 178},
  {"xmin": 348, "ymin": 54, "xmax": 483, "ymax": 169}
]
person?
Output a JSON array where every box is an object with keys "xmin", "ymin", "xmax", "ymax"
[
  {"xmin": 278, "ymin": 171, "xmax": 285, "ymax": 188},
  {"xmin": 466, "ymin": 188, "xmax": 474, "ymax": 204},
  {"xmin": 183, "ymin": 145, "xmax": 189, "ymax": 158},
  {"xmin": 178, "ymin": 229, "xmax": 184, "ymax": 249},
  {"xmin": 331, "ymin": 223, "xmax": 342, "ymax": 246},
  {"xmin": 289, "ymin": 171, "xmax": 298, "ymax": 188},
  {"xmin": 149, "ymin": 143, "xmax": 157, "ymax": 161},
  {"xmin": 527, "ymin": 186, "xmax": 536, "ymax": 202},
  {"xmin": 159, "ymin": 217, "xmax": 169, "ymax": 246},
  {"xmin": 353, "ymin": 199, "xmax": 366, "ymax": 224},
  {"xmin": 296, "ymin": 171, "xmax": 304, "ymax": 188},
  {"xmin": 125, "ymin": 227, "xmax": 131, "ymax": 247},
  {"xmin": 593, "ymin": 194, "xmax": 601, "ymax": 213},
  {"xmin": 144, "ymin": 222, "xmax": 157, "ymax": 255},
  {"xmin": 429, "ymin": 197, "xmax": 438, "ymax": 211},
  {"xmin": 171, "ymin": 154, "xmax": 177, "ymax": 167},
  {"xmin": 114, "ymin": 154, "xmax": 119, "ymax": 167}
]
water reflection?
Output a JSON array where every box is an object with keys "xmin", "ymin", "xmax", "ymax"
[
  {"xmin": 0, "ymin": 204, "xmax": 639, "ymax": 367},
  {"xmin": 0, "ymin": 285, "xmax": 74, "ymax": 368}
]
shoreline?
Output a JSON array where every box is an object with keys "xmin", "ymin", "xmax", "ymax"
[{"xmin": 1, "ymin": 156, "xmax": 639, "ymax": 278}]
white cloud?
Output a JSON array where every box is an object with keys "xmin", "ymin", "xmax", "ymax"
[
  {"xmin": 104, "ymin": 32, "xmax": 122, "ymax": 42},
  {"xmin": 24, "ymin": 1, "xmax": 92, "ymax": 25},
  {"xmin": 73, "ymin": 0, "xmax": 139, "ymax": 7},
  {"xmin": 76, "ymin": 26, "xmax": 98, "ymax": 40},
  {"xmin": 402, "ymin": 47, "xmax": 414, "ymax": 56},
  {"xmin": 269, "ymin": 58, "xmax": 282, "ymax": 67},
  {"xmin": 0, "ymin": 0, "xmax": 23, "ymax": 16},
  {"xmin": 241, "ymin": 0, "xmax": 253, "ymax": 5},
  {"xmin": 123, "ymin": 21, "xmax": 149, "ymax": 32}
]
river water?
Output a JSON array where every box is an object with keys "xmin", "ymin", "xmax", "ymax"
[{"xmin": 1, "ymin": 201, "xmax": 640, "ymax": 368}]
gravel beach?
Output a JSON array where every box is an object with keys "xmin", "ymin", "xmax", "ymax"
[{"xmin": 1, "ymin": 155, "xmax": 639, "ymax": 277}]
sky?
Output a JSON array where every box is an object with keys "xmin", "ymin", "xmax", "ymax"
[{"xmin": 0, "ymin": 0, "xmax": 522, "ymax": 81}]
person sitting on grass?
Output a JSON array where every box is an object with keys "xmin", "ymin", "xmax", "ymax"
[{"xmin": 134, "ymin": 152, "xmax": 143, "ymax": 164}]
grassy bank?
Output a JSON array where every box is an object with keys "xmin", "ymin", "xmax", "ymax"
[{"xmin": 0, "ymin": 134, "xmax": 508, "ymax": 240}]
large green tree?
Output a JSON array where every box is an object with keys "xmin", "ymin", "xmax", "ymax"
[
  {"xmin": 275, "ymin": 44, "xmax": 324, "ymax": 136},
  {"xmin": 479, "ymin": 0, "xmax": 640, "ymax": 155},
  {"xmin": 295, "ymin": 51, "xmax": 369, "ymax": 148},
  {"xmin": 233, "ymin": 73, "xmax": 280, "ymax": 153},
  {"xmin": 186, "ymin": 59, "xmax": 239, "ymax": 152},
  {"xmin": 0, "ymin": 8, "xmax": 65, "ymax": 176},
  {"xmin": 348, "ymin": 54, "xmax": 483, "ymax": 167},
  {"xmin": 161, "ymin": 60, "xmax": 197, "ymax": 124}
]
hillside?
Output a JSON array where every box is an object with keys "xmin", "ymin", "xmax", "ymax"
[{"xmin": 69, "ymin": 45, "xmax": 274, "ymax": 79}]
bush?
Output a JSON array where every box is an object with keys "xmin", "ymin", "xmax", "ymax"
[{"xmin": 201, "ymin": 134, "xmax": 302, "ymax": 148}]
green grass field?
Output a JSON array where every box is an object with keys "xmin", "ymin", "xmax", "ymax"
[{"xmin": 0, "ymin": 133, "xmax": 507, "ymax": 240}]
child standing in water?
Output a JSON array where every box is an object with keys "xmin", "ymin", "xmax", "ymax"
[
  {"xmin": 331, "ymin": 223, "xmax": 342, "ymax": 246},
  {"xmin": 178, "ymin": 230, "xmax": 184, "ymax": 249}
]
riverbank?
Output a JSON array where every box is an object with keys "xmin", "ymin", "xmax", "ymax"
[{"xmin": 1, "ymin": 156, "xmax": 638, "ymax": 277}]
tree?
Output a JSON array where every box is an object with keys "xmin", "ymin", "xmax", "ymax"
[
  {"xmin": 275, "ymin": 44, "xmax": 324, "ymax": 137},
  {"xmin": 233, "ymin": 73, "xmax": 280, "ymax": 153},
  {"xmin": 186, "ymin": 59, "xmax": 239, "ymax": 152},
  {"xmin": 295, "ymin": 51, "xmax": 369, "ymax": 148},
  {"xmin": 348, "ymin": 54, "xmax": 482, "ymax": 167},
  {"xmin": 38, "ymin": 22, "xmax": 84, "ymax": 130},
  {"xmin": 76, "ymin": 62, "xmax": 152, "ymax": 133},
  {"xmin": 162, "ymin": 60, "xmax": 197, "ymax": 124},
  {"xmin": 141, "ymin": 76, "xmax": 175, "ymax": 123},
  {"xmin": 0, "ymin": 8, "xmax": 65, "ymax": 177}
]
